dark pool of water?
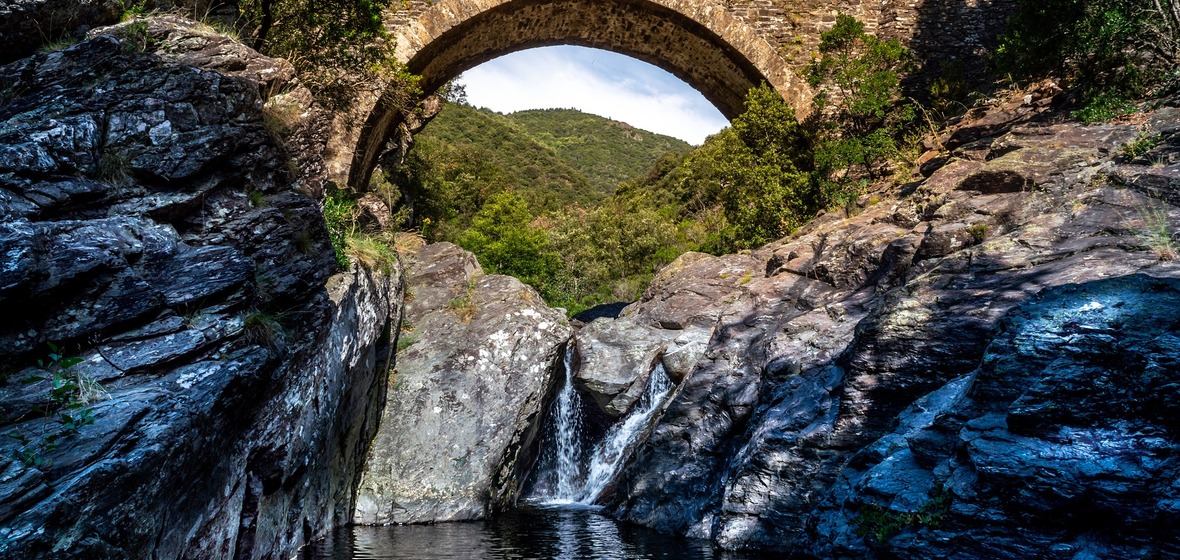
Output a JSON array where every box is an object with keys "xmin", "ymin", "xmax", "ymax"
[{"xmin": 300, "ymin": 504, "xmax": 777, "ymax": 560}]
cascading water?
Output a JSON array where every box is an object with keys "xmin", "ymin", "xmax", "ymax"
[
  {"xmin": 551, "ymin": 345, "xmax": 585, "ymax": 501},
  {"xmin": 578, "ymin": 364, "xmax": 672, "ymax": 503},
  {"xmin": 529, "ymin": 352, "xmax": 674, "ymax": 506}
]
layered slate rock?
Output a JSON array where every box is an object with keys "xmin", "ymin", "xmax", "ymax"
[
  {"xmin": 0, "ymin": 0, "xmax": 121, "ymax": 64},
  {"xmin": 805, "ymin": 275, "xmax": 1180, "ymax": 559},
  {"xmin": 354, "ymin": 242, "xmax": 571, "ymax": 524},
  {"xmin": 602, "ymin": 90, "xmax": 1180, "ymax": 556},
  {"xmin": 0, "ymin": 18, "xmax": 398, "ymax": 559}
]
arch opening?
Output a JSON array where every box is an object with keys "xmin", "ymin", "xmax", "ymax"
[
  {"xmin": 457, "ymin": 46, "xmax": 729, "ymax": 145},
  {"xmin": 342, "ymin": 0, "xmax": 810, "ymax": 189}
]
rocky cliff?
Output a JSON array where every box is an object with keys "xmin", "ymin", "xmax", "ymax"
[
  {"xmin": 591, "ymin": 88, "xmax": 1180, "ymax": 557},
  {"xmin": 354, "ymin": 242, "xmax": 570, "ymax": 524},
  {"xmin": 0, "ymin": 18, "xmax": 400, "ymax": 559}
]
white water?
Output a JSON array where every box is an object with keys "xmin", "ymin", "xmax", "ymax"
[
  {"xmin": 578, "ymin": 365, "xmax": 673, "ymax": 503},
  {"xmin": 532, "ymin": 355, "xmax": 674, "ymax": 505},
  {"xmin": 552, "ymin": 346, "xmax": 584, "ymax": 501}
]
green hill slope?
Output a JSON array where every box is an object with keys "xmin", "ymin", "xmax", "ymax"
[
  {"xmin": 506, "ymin": 108, "xmax": 692, "ymax": 197},
  {"xmin": 411, "ymin": 103, "xmax": 593, "ymax": 210}
]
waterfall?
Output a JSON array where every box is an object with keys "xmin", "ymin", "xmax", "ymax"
[
  {"xmin": 530, "ymin": 355, "xmax": 674, "ymax": 506},
  {"xmin": 578, "ymin": 365, "xmax": 672, "ymax": 503},
  {"xmin": 551, "ymin": 345, "xmax": 584, "ymax": 501}
]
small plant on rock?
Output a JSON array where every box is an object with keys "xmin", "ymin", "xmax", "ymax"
[
  {"xmin": 854, "ymin": 484, "xmax": 952, "ymax": 542},
  {"xmin": 346, "ymin": 234, "xmax": 397, "ymax": 273},
  {"xmin": 243, "ymin": 311, "xmax": 285, "ymax": 349},
  {"xmin": 1137, "ymin": 205, "xmax": 1178, "ymax": 260},
  {"xmin": 1121, "ymin": 130, "xmax": 1163, "ymax": 161},
  {"xmin": 99, "ymin": 147, "xmax": 133, "ymax": 187},
  {"xmin": 8, "ymin": 343, "xmax": 104, "ymax": 467},
  {"xmin": 447, "ymin": 278, "xmax": 479, "ymax": 323}
]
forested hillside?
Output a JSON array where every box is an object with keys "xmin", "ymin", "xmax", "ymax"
[{"xmin": 509, "ymin": 108, "xmax": 691, "ymax": 195}]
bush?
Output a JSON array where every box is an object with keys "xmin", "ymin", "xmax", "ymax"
[
  {"xmin": 992, "ymin": 0, "xmax": 1180, "ymax": 120},
  {"xmin": 458, "ymin": 190, "xmax": 559, "ymax": 287},
  {"xmin": 808, "ymin": 14, "xmax": 915, "ymax": 181},
  {"xmin": 236, "ymin": 0, "xmax": 420, "ymax": 111}
]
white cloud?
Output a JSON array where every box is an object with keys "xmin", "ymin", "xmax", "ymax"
[{"xmin": 455, "ymin": 46, "xmax": 729, "ymax": 145}]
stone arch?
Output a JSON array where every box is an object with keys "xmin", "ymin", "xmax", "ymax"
[{"xmin": 337, "ymin": 0, "xmax": 812, "ymax": 189}]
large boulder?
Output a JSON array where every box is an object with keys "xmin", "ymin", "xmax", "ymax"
[
  {"xmin": 573, "ymin": 317, "xmax": 666, "ymax": 417},
  {"xmin": 805, "ymin": 275, "xmax": 1180, "ymax": 559},
  {"xmin": 0, "ymin": 18, "xmax": 399, "ymax": 559},
  {"xmin": 353, "ymin": 242, "xmax": 572, "ymax": 524}
]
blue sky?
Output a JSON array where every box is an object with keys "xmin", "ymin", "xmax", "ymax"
[{"xmin": 455, "ymin": 46, "xmax": 729, "ymax": 145}]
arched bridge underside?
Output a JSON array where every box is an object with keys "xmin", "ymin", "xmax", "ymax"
[
  {"xmin": 342, "ymin": 0, "xmax": 807, "ymax": 189},
  {"xmin": 333, "ymin": 0, "xmax": 1017, "ymax": 189}
]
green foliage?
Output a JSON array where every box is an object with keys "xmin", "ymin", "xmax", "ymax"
[
  {"xmin": 992, "ymin": 0, "xmax": 1179, "ymax": 120},
  {"xmin": 854, "ymin": 485, "xmax": 952, "ymax": 542},
  {"xmin": 1121, "ymin": 131, "xmax": 1164, "ymax": 160},
  {"xmin": 544, "ymin": 201, "xmax": 683, "ymax": 312},
  {"xmin": 118, "ymin": 0, "xmax": 147, "ymax": 19},
  {"xmin": 808, "ymin": 14, "xmax": 915, "ymax": 180},
  {"xmin": 509, "ymin": 108, "xmax": 691, "ymax": 196},
  {"xmin": 392, "ymin": 78, "xmax": 900, "ymax": 312},
  {"xmin": 323, "ymin": 189, "xmax": 358, "ymax": 270},
  {"xmin": 458, "ymin": 191, "xmax": 559, "ymax": 287},
  {"xmin": 119, "ymin": 20, "xmax": 157, "ymax": 53},
  {"xmin": 8, "ymin": 343, "xmax": 102, "ymax": 467},
  {"xmin": 969, "ymin": 223, "xmax": 990, "ymax": 243},
  {"xmin": 721, "ymin": 85, "xmax": 820, "ymax": 248},
  {"xmin": 395, "ymin": 333, "xmax": 418, "ymax": 352},
  {"xmin": 615, "ymin": 84, "xmax": 820, "ymax": 253},
  {"xmin": 236, "ymin": 0, "xmax": 420, "ymax": 111}
]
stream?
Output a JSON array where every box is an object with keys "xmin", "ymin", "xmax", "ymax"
[{"xmin": 303, "ymin": 346, "xmax": 729, "ymax": 559}]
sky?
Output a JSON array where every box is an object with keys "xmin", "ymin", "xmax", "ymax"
[{"xmin": 455, "ymin": 46, "xmax": 729, "ymax": 145}]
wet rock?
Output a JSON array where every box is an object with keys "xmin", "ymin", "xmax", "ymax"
[
  {"xmin": 353, "ymin": 242, "xmax": 571, "ymax": 525},
  {"xmin": 803, "ymin": 275, "xmax": 1180, "ymax": 559},
  {"xmin": 574, "ymin": 318, "xmax": 667, "ymax": 417},
  {"xmin": 0, "ymin": 17, "xmax": 399, "ymax": 560},
  {"xmin": 603, "ymin": 87, "xmax": 1180, "ymax": 557}
]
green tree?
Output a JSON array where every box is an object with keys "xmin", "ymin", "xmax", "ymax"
[
  {"xmin": 993, "ymin": 0, "xmax": 1179, "ymax": 121},
  {"xmin": 236, "ymin": 0, "xmax": 419, "ymax": 111},
  {"xmin": 459, "ymin": 191, "xmax": 559, "ymax": 286},
  {"xmin": 715, "ymin": 85, "xmax": 819, "ymax": 249},
  {"xmin": 808, "ymin": 14, "xmax": 914, "ymax": 181}
]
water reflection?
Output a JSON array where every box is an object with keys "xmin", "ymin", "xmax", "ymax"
[{"xmin": 301, "ymin": 505, "xmax": 773, "ymax": 560}]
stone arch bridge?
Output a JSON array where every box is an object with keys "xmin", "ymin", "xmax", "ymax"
[{"xmin": 328, "ymin": 0, "xmax": 1015, "ymax": 188}]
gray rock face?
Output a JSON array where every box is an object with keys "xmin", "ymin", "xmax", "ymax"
[
  {"xmin": 574, "ymin": 318, "xmax": 666, "ymax": 417},
  {"xmin": 354, "ymin": 242, "xmax": 571, "ymax": 525},
  {"xmin": 805, "ymin": 275, "xmax": 1180, "ymax": 559},
  {"xmin": 0, "ymin": 0, "xmax": 121, "ymax": 65},
  {"xmin": 601, "ymin": 91, "xmax": 1180, "ymax": 556},
  {"xmin": 0, "ymin": 18, "xmax": 398, "ymax": 559}
]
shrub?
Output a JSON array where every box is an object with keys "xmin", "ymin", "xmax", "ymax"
[
  {"xmin": 992, "ymin": 0, "xmax": 1179, "ymax": 120},
  {"xmin": 808, "ymin": 14, "xmax": 915, "ymax": 180},
  {"xmin": 458, "ymin": 190, "xmax": 559, "ymax": 286}
]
